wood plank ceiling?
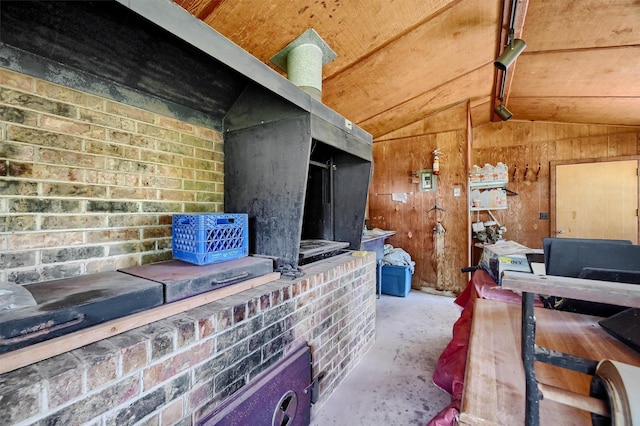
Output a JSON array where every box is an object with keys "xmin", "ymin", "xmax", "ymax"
[{"xmin": 174, "ymin": 0, "xmax": 640, "ymax": 140}]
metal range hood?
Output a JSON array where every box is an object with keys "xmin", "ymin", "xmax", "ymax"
[
  {"xmin": 0, "ymin": 0, "xmax": 373, "ymax": 268},
  {"xmin": 224, "ymin": 86, "xmax": 372, "ymax": 267}
]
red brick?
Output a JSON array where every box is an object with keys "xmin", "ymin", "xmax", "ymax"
[
  {"xmin": 296, "ymin": 289, "xmax": 318, "ymax": 309},
  {"xmin": 106, "ymin": 101, "xmax": 155, "ymax": 123},
  {"xmin": 143, "ymin": 340, "xmax": 213, "ymax": 390},
  {"xmin": 8, "ymin": 231, "xmax": 84, "ymax": 250},
  {"xmin": 215, "ymin": 307, "xmax": 232, "ymax": 332},
  {"xmin": 271, "ymin": 288, "xmax": 282, "ymax": 306},
  {"xmin": 1, "ymin": 68, "xmax": 34, "ymax": 91},
  {"xmin": 108, "ymin": 331, "xmax": 150, "ymax": 376},
  {"xmin": 282, "ymin": 284, "xmax": 295, "ymax": 301},
  {"xmin": 188, "ymin": 380, "xmax": 214, "ymax": 411},
  {"xmin": 36, "ymin": 353, "xmax": 83, "ymax": 408},
  {"xmin": 0, "ymin": 365, "xmax": 42, "ymax": 424},
  {"xmin": 322, "ymin": 279, "xmax": 340, "ymax": 296},
  {"xmin": 166, "ymin": 314, "xmax": 197, "ymax": 348},
  {"xmin": 233, "ymin": 302, "xmax": 247, "ymax": 323},
  {"xmin": 161, "ymin": 398, "xmax": 184, "ymax": 425},
  {"xmin": 260, "ymin": 294, "xmax": 271, "ymax": 311},
  {"xmin": 36, "ymin": 80, "xmax": 103, "ymax": 109},
  {"xmin": 158, "ymin": 115, "xmax": 194, "ymax": 133},
  {"xmin": 73, "ymin": 341, "xmax": 119, "ymax": 391},
  {"xmin": 187, "ymin": 306, "xmax": 216, "ymax": 339},
  {"xmin": 247, "ymin": 297, "xmax": 260, "ymax": 318}
]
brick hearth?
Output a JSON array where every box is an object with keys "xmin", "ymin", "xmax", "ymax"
[{"xmin": 0, "ymin": 253, "xmax": 376, "ymax": 425}]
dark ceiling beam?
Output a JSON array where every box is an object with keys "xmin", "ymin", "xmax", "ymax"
[
  {"xmin": 492, "ymin": 0, "xmax": 529, "ymax": 122},
  {"xmin": 195, "ymin": 0, "xmax": 225, "ymax": 21}
]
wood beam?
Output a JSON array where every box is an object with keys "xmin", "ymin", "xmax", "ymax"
[
  {"xmin": 492, "ymin": 0, "xmax": 530, "ymax": 121},
  {"xmin": 501, "ymin": 271, "xmax": 640, "ymax": 308}
]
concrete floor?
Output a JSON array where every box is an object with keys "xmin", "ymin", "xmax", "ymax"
[{"xmin": 311, "ymin": 289, "xmax": 461, "ymax": 425}]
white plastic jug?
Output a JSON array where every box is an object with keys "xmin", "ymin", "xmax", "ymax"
[{"xmin": 495, "ymin": 162, "xmax": 508, "ymax": 182}]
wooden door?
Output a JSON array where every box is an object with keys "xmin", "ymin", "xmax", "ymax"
[{"xmin": 554, "ymin": 160, "xmax": 638, "ymax": 243}]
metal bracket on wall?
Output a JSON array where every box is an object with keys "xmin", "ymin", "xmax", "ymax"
[{"xmin": 428, "ymin": 201, "xmax": 446, "ymax": 213}]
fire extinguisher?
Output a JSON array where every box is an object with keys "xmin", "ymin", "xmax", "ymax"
[{"xmin": 432, "ymin": 149, "xmax": 442, "ymax": 175}]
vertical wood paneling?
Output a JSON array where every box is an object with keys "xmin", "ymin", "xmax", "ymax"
[
  {"xmin": 436, "ymin": 130, "xmax": 469, "ymax": 292},
  {"xmin": 472, "ymin": 122, "xmax": 640, "ymax": 249},
  {"xmin": 609, "ymin": 133, "xmax": 638, "ymax": 157},
  {"xmin": 374, "ymin": 117, "xmax": 639, "ymax": 294},
  {"xmin": 370, "ymin": 103, "xmax": 469, "ymax": 294}
]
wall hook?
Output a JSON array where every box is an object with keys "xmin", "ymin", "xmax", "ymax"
[
  {"xmin": 524, "ymin": 164, "xmax": 529, "ymax": 180},
  {"xmin": 428, "ymin": 200, "xmax": 446, "ymax": 213},
  {"xmin": 536, "ymin": 163, "xmax": 541, "ymax": 181},
  {"xmin": 512, "ymin": 164, "xmax": 517, "ymax": 182}
]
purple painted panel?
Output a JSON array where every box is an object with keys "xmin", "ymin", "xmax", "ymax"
[{"xmin": 198, "ymin": 344, "xmax": 313, "ymax": 426}]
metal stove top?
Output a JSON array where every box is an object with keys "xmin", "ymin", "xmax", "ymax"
[{"xmin": 298, "ymin": 239, "xmax": 350, "ymax": 259}]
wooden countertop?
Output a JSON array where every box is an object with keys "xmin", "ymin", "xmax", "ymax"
[
  {"xmin": 459, "ymin": 298, "xmax": 640, "ymax": 425},
  {"xmin": 360, "ymin": 230, "xmax": 396, "ymax": 242}
]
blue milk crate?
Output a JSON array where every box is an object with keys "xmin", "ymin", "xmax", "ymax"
[{"xmin": 172, "ymin": 213, "xmax": 248, "ymax": 265}]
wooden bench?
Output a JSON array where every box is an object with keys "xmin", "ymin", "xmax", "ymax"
[{"xmin": 458, "ymin": 296, "xmax": 640, "ymax": 425}]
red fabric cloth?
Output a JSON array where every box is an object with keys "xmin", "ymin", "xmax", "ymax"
[
  {"xmin": 431, "ymin": 297, "xmax": 473, "ymax": 395},
  {"xmin": 427, "ymin": 301, "xmax": 473, "ymax": 426},
  {"xmin": 427, "ymin": 269, "xmax": 540, "ymax": 426}
]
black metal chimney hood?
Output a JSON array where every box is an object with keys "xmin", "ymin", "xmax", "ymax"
[
  {"xmin": 0, "ymin": 0, "xmax": 373, "ymax": 268},
  {"xmin": 223, "ymin": 85, "xmax": 372, "ymax": 267}
]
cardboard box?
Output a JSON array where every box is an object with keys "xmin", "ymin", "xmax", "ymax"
[
  {"xmin": 479, "ymin": 241, "xmax": 540, "ymax": 284},
  {"xmin": 497, "ymin": 254, "xmax": 532, "ymax": 284}
]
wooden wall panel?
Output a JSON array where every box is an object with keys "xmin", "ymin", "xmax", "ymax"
[
  {"xmin": 372, "ymin": 116, "xmax": 640, "ymax": 294},
  {"xmin": 472, "ymin": 122, "xmax": 640, "ymax": 249},
  {"xmin": 371, "ymin": 135, "xmax": 438, "ymax": 288},
  {"xmin": 435, "ymin": 130, "xmax": 469, "ymax": 292},
  {"xmin": 609, "ymin": 133, "xmax": 640, "ymax": 157},
  {"xmin": 370, "ymin": 102, "xmax": 469, "ymax": 294}
]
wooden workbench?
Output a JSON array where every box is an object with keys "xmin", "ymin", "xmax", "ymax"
[{"xmin": 458, "ymin": 298, "xmax": 640, "ymax": 425}]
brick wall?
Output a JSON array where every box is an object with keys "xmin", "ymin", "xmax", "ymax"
[
  {"xmin": 0, "ymin": 68, "xmax": 224, "ymax": 285},
  {"xmin": 0, "ymin": 68, "xmax": 379, "ymax": 425},
  {"xmin": 0, "ymin": 252, "xmax": 377, "ymax": 425}
]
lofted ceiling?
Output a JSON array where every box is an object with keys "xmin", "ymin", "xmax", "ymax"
[{"xmin": 174, "ymin": 0, "xmax": 640, "ymax": 140}]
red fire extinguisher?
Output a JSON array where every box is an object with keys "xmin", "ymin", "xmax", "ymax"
[{"xmin": 432, "ymin": 149, "xmax": 442, "ymax": 175}]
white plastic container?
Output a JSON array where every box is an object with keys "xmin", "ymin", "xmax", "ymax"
[
  {"xmin": 482, "ymin": 164, "xmax": 495, "ymax": 182},
  {"xmin": 469, "ymin": 165, "xmax": 482, "ymax": 183},
  {"xmin": 495, "ymin": 162, "xmax": 508, "ymax": 182},
  {"xmin": 471, "ymin": 189, "xmax": 482, "ymax": 208}
]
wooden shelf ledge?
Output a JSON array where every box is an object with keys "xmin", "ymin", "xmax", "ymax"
[{"xmin": 501, "ymin": 271, "xmax": 640, "ymax": 308}]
